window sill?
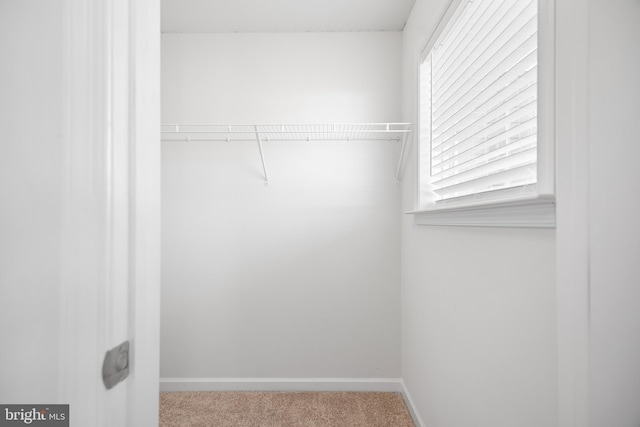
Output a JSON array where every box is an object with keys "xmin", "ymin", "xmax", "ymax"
[{"xmin": 405, "ymin": 195, "xmax": 555, "ymax": 228}]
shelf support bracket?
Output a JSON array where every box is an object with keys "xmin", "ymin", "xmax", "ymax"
[
  {"xmin": 395, "ymin": 132, "xmax": 410, "ymax": 184},
  {"xmin": 254, "ymin": 126, "xmax": 269, "ymax": 185}
]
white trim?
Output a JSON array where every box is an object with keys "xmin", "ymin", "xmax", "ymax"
[
  {"xmin": 160, "ymin": 378, "xmax": 403, "ymax": 393},
  {"xmin": 419, "ymin": 0, "xmax": 466, "ymax": 62},
  {"xmin": 399, "ymin": 380, "xmax": 426, "ymax": 427},
  {"xmin": 406, "ymin": 194, "xmax": 555, "ymax": 228},
  {"xmin": 555, "ymin": 0, "xmax": 590, "ymax": 424},
  {"xmin": 536, "ymin": 0, "xmax": 556, "ymax": 195},
  {"xmin": 126, "ymin": 0, "xmax": 161, "ymax": 426}
]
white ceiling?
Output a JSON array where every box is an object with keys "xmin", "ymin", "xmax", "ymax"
[{"xmin": 161, "ymin": 0, "xmax": 417, "ymax": 33}]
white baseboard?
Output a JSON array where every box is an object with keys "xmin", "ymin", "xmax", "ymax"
[
  {"xmin": 160, "ymin": 377, "xmax": 403, "ymax": 393},
  {"xmin": 399, "ymin": 379, "xmax": 426, "ymax": 427}
]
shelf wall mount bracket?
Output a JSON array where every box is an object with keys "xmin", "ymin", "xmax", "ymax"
[
  {"xmin": 254, "ymin": 126, "xmax": 269, "ymax": 185},
  {"xmin": 395, "ymin": 131, "xmax": 410, "ymax": 185}
]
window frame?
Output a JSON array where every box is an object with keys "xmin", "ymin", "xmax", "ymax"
[{"xmin": 408, "ymin": 0, "xmax": 556, "ymax": 228}]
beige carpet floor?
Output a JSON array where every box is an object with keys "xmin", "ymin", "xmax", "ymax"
[{"xmin": 160, "ymin": 391, "xmax": 415, "ymax": 427}]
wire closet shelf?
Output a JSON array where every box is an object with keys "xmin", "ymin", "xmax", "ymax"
[
  {"xmin": 161, "ymin": 123, "xmax": 412, "ymax": 142},
  {"xmin": 160, "ymin": 123, "xmax": 413, "ymax": 184}
]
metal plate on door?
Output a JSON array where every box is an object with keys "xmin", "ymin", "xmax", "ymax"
[{"xmin": 102, "ymin": 341, "xmax": 130, "ymax": 389}]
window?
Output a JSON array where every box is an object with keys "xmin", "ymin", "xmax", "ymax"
[{"xmin": 413, "ymin": 0, "xmax": 555, "ymax": 227}]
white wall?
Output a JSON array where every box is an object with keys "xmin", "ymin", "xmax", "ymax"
[
  {"xmin": 400, "ymin": 1, "xmax": 557, "ymax": 426},
  {"xmin": 587, "ymin": 0, "xmax": 640, "ymax": 425},
  {"xmin": 0, "ymin": 0, "xmax": 63, "ymax": 403},
  {"xmin": 161, "ymin": 33, "xmax": 402, "ymax": 380},
  {"xmin": 162, "ymin": 33, "xmax": 401, "ymax": 124}
]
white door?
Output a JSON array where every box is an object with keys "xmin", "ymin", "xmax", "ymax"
[
  {"xmin": 59, "ymin": 0, "xmax": 161, "ymax": 426},
  {"xmin": 0, "ymin": 0, "xmax": 160, "ymax": 426}
]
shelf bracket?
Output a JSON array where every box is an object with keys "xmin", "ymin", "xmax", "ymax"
[
  {"xmin": 395, "ymin": 132, "xmax": 410, "ymax": 184},
  {"xmin": 254, "ymin": 126, "xmax": 269, "ymax": 185}
]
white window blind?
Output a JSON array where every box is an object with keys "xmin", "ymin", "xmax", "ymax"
[{"xmin": 420, "ymin": 0, "xmax": 539, "ymax": 207}]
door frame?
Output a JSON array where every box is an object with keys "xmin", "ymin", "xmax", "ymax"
[
  {"xmin": 57, "ymin": 0, "xmax": 595, "ymax": 425},
  {"xmin": 126, "ymin": 0, "xmax": 161, "ymax": 425}
]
